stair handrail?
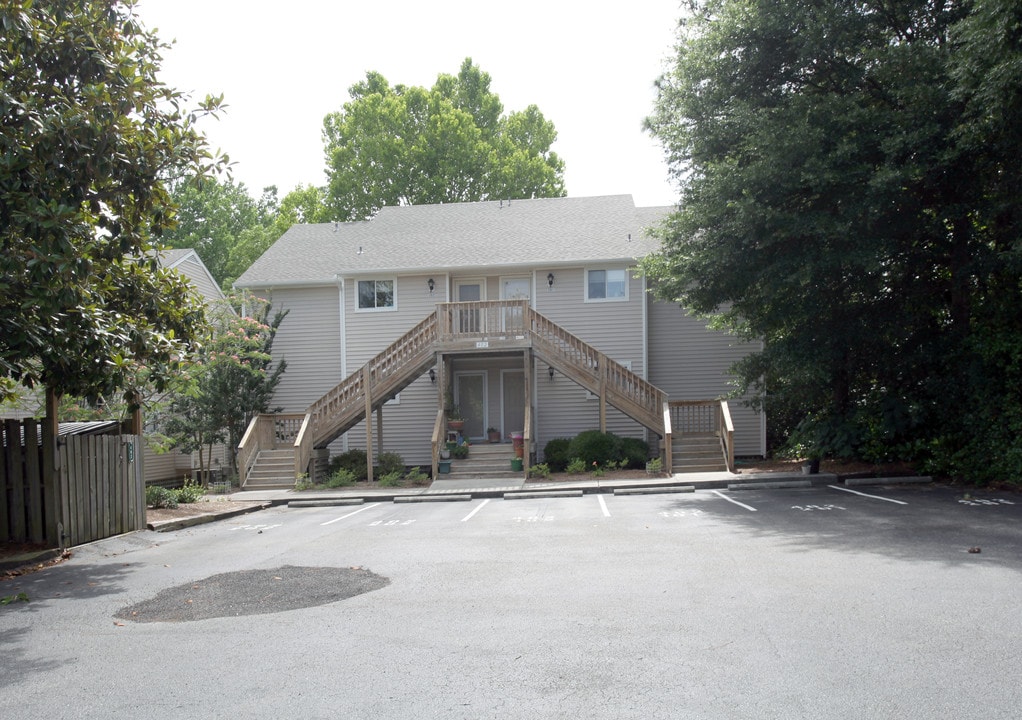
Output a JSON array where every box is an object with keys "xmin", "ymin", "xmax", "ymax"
[
  {"xmin": 308, "ymin": 311, "xmax": 439, "ymax": 446},
  {"xmin": 237, "ymin": 414, "xmax": 267, "ymax": 488},
  {"xmin": 718, "ymin": 400, "xmax": 735, "ymax": 472},
  {"xmin": 662, "ymin": 401, "xmax": 673, "ymax": 475},
  {"xmin": 430, "ymin": 407, "xmax": 444, "ymax": 479},
  {"xmin": 523, "ymin": 402, "xmax": 533, "ymax": 476},
  {"xmin": 294, "ymin": 413, "xmax": 313, "ymax": 481},
  {"xmin": 527, "ymin": 307, "xmax": 667, "ymax": 430}
]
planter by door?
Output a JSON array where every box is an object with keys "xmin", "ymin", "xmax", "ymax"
[
  {"xmin": 447, "ymin": 420, "xmax": 465, "ymax": 433},
  {"xmin": 510, "ymin": 457, "xmax": 523, "ymax": 472},
  {"xmin": 511, "ymin": 431, "xmax": 524, "ymax": 459},
  {"xmin": 438, "ymin": 460, "xmax": 451, "ymax": 474}
]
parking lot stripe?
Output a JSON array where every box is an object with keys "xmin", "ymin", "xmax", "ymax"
[
  {"xmin": 597, "ymin": 494, "xmax": 611, "ymax": 517},
  {"xmin": 320, "ymin": 502, "xmax": 382, "ymax": 525},
  {"xmin": 711, "ymin": 489, "xmax": 758, "ymax": 511},
  {"xmin": 828, "ymin": 485, "xmax": 908, "ymax": 505},
  {"xmin": 461, "ymin": 499, "xmax": 490, "ymax": 522}
]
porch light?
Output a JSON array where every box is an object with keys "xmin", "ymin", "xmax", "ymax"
[
  {"xmin": 547, "ymin": 272, "xmax": 554, "ymax": 290},
  {"xmin": 548, "ymin": 366, "xmax": 555, "ymax": 380},
  {"xmin": 429, "ymin": 368, "xmax": 436, "ymax": 384},
  {"xmin": 427, "ymin": 278, "xmax": 435, "ymax": 295}
]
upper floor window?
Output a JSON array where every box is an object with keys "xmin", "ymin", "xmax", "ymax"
[
  {"xmin": 357, "ymin": 279, "xmax": 395, "ymax": 310},
  {"xmin": 586, "ymin": 268, "xmax": 627, "ymax": 302}
]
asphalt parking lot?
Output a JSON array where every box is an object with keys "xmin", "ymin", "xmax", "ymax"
[{"xmin": 2, "ymin": 483, "xmax": 1020, "ymax": 719}]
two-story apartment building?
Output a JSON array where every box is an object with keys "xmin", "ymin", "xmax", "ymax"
[{"xmin": 234, "ymin": 194, "xmax": 765, "ymax": 485}]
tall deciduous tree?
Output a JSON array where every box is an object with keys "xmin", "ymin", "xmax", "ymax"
[
  {"xmin": 0, "ymin": 0, "xmax": 225, "ymax": 402},
  {"xmin": 323, "ymin": 58, "xmax": 565, "ymax": 221},
  {"xmin": 645, "ymin": 0, "xmax": 1022, "ymax": 479}
]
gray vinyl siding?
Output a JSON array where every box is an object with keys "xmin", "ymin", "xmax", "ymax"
[
  {"xmin": 647, "ymin": 298, "xmax": 765, "ymax": 457},
  {"xmin": 342, "ymin": 273, "xmax": 444, "ymax": 465},
  {"xmin": 253, "ymin": 284, "xmax": 343, "ymax": 413},
  {"xmin": 532, "ymin": 266, "xmax": 649, "ymax": 456}
]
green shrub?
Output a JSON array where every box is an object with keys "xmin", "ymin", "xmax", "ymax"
[
  {"xmin": 618, "ymin": 437, "xmax": 650, "ymax": 469},
  {"xmin": 325, "ymin": 468, "xmax": 356, "ymax": 488},
  {"xmin": 404, "ymin": 466, "xmax": 429, "ymax": 485},
  {"xmin": 646, "ymin": 457, "xmax": 663, "ymax": 475},
  {"xmin": 174, "ymin": 478, "xmax": 204, "ymax": 504},
  {"xmin": 543, "ymin": 438, "xmax": 572, "ymax": 471},
  {"xmin": 568, "ymin": 430, "xmax": 621, "ymax": 466},
  {"xmin": 375, "ymin": 452, "xmax": 405, "ymax": 477},
  {"xmin": 566, "ymin": 457, "xmax": 587, "ymax": 474},
  {"xmin": 146, "ymin": 485, "xmax": 178, "ymax": 509},
  {"xmin": 451, "ymin": 444, "xmax": 469, "ymax": 459},
  {"xmin": 330, "ymin": 449, "xmax": 369, "ymax": 481},
  {"xmin": 377, "ymin": 471, "xmax": 404, "ymax": 487},
  {"xmin": 528, "ymin": 463, "xmax": 551, "ymax": 479}
]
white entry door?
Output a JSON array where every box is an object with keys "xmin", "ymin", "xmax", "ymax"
[{"xmin": 501, "ymin": 276, "xmax": 531, "ymax": 332}]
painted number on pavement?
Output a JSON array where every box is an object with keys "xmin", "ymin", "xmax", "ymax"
[
  {"xmin": 369, "ymin": 519, "xmax": 416, "ymax": 526},
  {"xmin": 791, "ymin": 505, "xmax": 846, "ymax": 512},
  {"xmin": 658, "ymin": 509, "xmax": 705, "ymax": 518},
  {"xmin": 232, "ymin": 523, "xmax": 282, "ymax": 531},
  {"xmin": 959, "ymin": 498, "xmax": 1015, "ymax": 507},
  {"xmin": 513, "ymin": 516, "xmax": 553, "ymax": 523}
]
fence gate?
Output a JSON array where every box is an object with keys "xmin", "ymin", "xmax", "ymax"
[{"xmin": 59, "ymin": 434, "xmax": 145, "ymax": 547}]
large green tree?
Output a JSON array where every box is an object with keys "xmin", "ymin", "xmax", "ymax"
[
  {"xmin": 645, "ymin": 0, "xmax": 1022, "ymax": 479},
  {"xmin": 323, "ymin": 58, "xmax": 566, "ymax": 221},
  {"xmin": 0, "ymin": 0, "xmax": 225, "ymax": 402}
]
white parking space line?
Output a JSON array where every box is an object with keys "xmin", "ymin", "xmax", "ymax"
[
  {"xmin": 828, "ymin": 485, "xmax": 908, "ymax": 505},
  {"xmin": 597, "ymin": 494, "xmax": 611, "ymax": 517},
  {"xmin": 461, "ymin": 499, "xmax": 490, "ymax": 522},
  {"xmin": 711, "ymin": 489, "xmax": 757, "ymax": 512},
  {"xmin": 320, "ymin": 502, "xmax": 382, "ymax": 525}
]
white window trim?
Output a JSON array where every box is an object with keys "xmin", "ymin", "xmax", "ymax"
[
  {"xmin": 584, "ymin": 267, "xmax": 629, "ymax": 303},
  {"xmin": 455, "ymin": 277, "xmax": 487, "ymax": 302},
  {"xmin": 354, "ymin": 277, "xmax": 398, "ymax": 313}
]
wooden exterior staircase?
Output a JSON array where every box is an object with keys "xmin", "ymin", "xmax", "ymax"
[{"xmin": 237, "ymin": 301, "xmax": 734, "ymax": 487}]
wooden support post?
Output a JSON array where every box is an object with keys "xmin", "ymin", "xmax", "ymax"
[
  {"xmin": 598, "ymin": 354, "xmax": 608, "ymax": 433},
  {"xmin": 363, "ymin": 366, "xmax": 374, "ymax": 483},
  {"xmin": 523, "ymin": 349, "xmax": 532, "ymax": 469}
]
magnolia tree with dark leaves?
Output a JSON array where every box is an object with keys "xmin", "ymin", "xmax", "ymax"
[{"xmin": 0, "ymin": 0, "xmax": 226, "ymax": 406}]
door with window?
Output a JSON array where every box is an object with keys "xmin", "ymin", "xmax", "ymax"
[
  {"xmin": 500, "ymin": 276, "xmax": 531, "ymax": 332},
  {"xmin": 456, "ymin": 280, "xmax": 483, "ymax": 333},
  {"xmin": 454, "ymin": 372, "xmax": 487, "ymax": 441}
]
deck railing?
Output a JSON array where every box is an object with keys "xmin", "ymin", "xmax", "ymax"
[
  {"xmin": 237, "ymin": 413, "xmax": 307, "ymax": 487},
  {"xmin": 669, "ymin": 400, "xmax": 734, "ymax": 472}
]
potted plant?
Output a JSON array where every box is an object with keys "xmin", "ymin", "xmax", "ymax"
[
  {"xmin": 486, "ymin": 427, "xmax": 501, "ymax": 443},
  {"xmin": 451, "ymin": 444, "xmax": 469, "ymax": 460},
  {"xmin": 445, "ymin": 391, "xmax": 465, "ymax": 432}
]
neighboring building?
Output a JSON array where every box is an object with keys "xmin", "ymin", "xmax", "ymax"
[
  {"xmin": 234, "ymin": 195, "xmax": 765, "ymax": 485},
  {"xmin": 143, "ymin": 248, "xmax": 227, "ymax": 486}
]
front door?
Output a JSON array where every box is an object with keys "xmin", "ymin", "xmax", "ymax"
[
  {"xmin": 501, "ymin": 276, "xmax": 531, "ymax": 332},
  {"xmin": 501, "ymin": 370, "xmax": 525, "ymax": 439},
  {"xmin": 456, "ymin": 280, "xmax": 483, "ymax": 333},
  {"xmin": 454, "ymin": 371, "xmax": 486, "ymax": 441}
]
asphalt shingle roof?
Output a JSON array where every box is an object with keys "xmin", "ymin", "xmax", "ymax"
[{"xmin": 234, "ymin": 195, "xmax": 673, "ymax": 287}]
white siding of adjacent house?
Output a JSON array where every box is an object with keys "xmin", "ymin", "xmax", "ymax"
[
  {"xmin": 647, "ymin": 298, "xmax": 766, "ymax": 457},
  {"xmin": 172, "ymin": 253, "xmax": 223, "ymax": 302}
]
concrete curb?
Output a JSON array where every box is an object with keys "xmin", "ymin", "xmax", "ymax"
[
  {"xmin": 505, "ymin": 490, "xmax": 584, "ymax": 500},
  {"xmin": 843, "ymin": 476, "xmax": 933, "ymax": 487},
  {"xmin": 729, "ymin": 479, "xmax": 813, "ymax": 490},
  {"xmin": 147, "ymin": 502, "xmax": 271, "ymax": 533},
  {"xmin": 288, "ymin": 499, "xmax": 365, "ymax": 508},
  {"xmin": 614, "ymin": 485, "xmax": 695, "ymax": 496},
  {"xmin": 395, "ymin": 494, "xmax": 473, "ymax": 503},
  {"xmin": 0, "ymin": 547, "xmax": 65, "ymax": 574}
]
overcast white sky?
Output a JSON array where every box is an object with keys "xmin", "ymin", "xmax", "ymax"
[{"xmin": 136, "ymin": 0, "xmax": 683, "ymax": 208}]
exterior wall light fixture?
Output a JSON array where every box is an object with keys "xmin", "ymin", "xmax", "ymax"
[
  {"xmin": 547, "ymin": 272, "xmax": 554, "ymax": 290},
  {"xmin": 429, "ymin": 368, "xmax": 436, "ymax": 384},
  {"xmin": 427, "ymin": 278, "xmax": 435, "ymax": 295},
  {"xmin": 548, "ymin": 366, "xmax": 555, "ymax": 380}
]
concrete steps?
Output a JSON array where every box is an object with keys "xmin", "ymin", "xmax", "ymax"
[
  {"xmin": 446, "ymin": 442, "xmax": 521, "ymax": 480},
  {"xmin": 673, "ymin": 432, "xmax": 728, "ymax": 473}
]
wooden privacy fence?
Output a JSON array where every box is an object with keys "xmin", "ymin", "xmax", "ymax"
[{"xmin": 1, "ymin": 419, "xmax": 145, "ymax": 548}]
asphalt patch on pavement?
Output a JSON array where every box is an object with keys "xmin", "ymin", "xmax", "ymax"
[{"xmin": 115, "ymin": 565, "xmax": 389, "ymax": 623}]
